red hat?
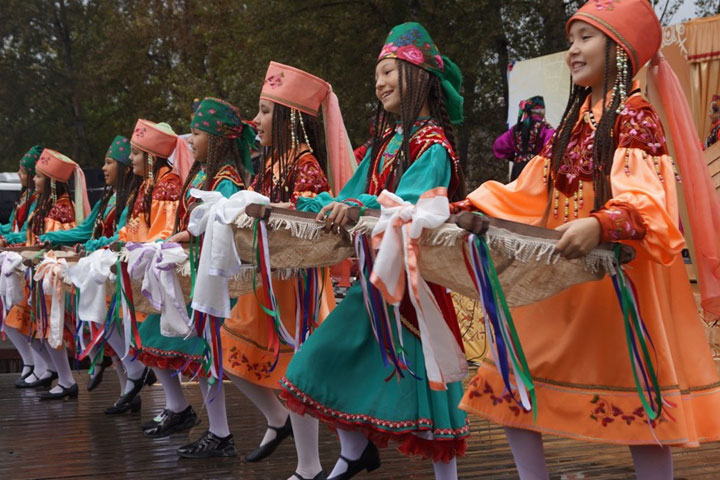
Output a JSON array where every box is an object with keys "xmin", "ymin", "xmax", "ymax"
[{"xmin": 567, "ymin": 0, "xmax": 661, "ymax": 74}]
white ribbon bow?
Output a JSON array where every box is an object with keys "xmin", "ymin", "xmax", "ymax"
[
  {"xmin": 126, "ymin": 242, "xmax": 190, "ymax": 338},
  {"xmin": 33, "ymin": 252, "xmax": 69, "ymax": 349},
  {"xmin": 0, "ymin": 252, "xmax": 27, "ymax": 327},
  {"xmin": 370, "ymin": 188, "xmax": 468, "ymax": 390},
  {"xmin": 188, "ymin": 189, "xmax": 269, "ymax": 318},
  {"xmin": 68, "ymin": 249, "xmax": 118, "ymax": 325}
]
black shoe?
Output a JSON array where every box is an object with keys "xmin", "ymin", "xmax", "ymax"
[
  {"xmin": 14, "ymin": 365, "xmax": 34, "ymax": 388},
  {"xmin": 246, "ymin": 416, "xmax": 293, "ymax": 462},
  {"xmin": 24, "ymin": 370, "xmax": 58, "ymax": 389},
  {"xmin": 87, "ymin": 356, "xmax": 113, "ymax": 392},
  {"xmin": 177, "ymin": 430, "xmax": 237, "ymax": 458},
  {"xmin": 327, "ymin": 441, "xmax": 381, "ymax": 480},
  {"xmin": 108, "ymin": 367, "xmax": 151, "ymax": 412},
  {"xmin": 141, "ymin": 409, "xmax": 170, "ymax": 430},
  {"xmin": 144, "ymin": 369, "xmax": 157, "ymax": 386},
  {"xmin": 38, "ymin": 383, "xmax": 79, "ymax": 401},
  {"xmin": 143, "ymin": 405, "xmax": 200, "ymax": 438},
  {"xmin": 104, "ymin": 395, "xmax": 141, "ymax": 415},
  {"xmin": 293, "ymin": 472, "xmax": 327, "ymax": 480}
]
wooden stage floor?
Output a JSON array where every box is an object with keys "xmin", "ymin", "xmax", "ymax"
[{"xmin": 1, "ymin": 372, "xmax": 718, "ymax": 479}]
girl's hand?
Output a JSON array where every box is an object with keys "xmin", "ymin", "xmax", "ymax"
[
  {"xmin": 316, "ymin": 202, "xmax": 350, "ymax": 233},
  {"xmin": 554, "ymin": 217, "xmax": 602, "ymax": 259},
  {"xmin": 167, "ymin": 231, "xmax": 190, "ymax": 244}
]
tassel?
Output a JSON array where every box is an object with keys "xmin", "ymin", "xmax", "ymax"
[
  {"xmin": 610, "ymin": 244, "xmax": 662, "ymax": 421},
  {"xmin": 465, "ymin": 233, "xmax": 536, "ymax": 420}
]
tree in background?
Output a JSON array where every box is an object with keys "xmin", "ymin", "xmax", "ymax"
[{"xmin": 0, "ymin": 0, "xmax": 707, "ymax": 188}]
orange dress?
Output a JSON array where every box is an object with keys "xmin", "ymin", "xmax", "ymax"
[
  {"xmin": 119, "ymin": 166, "xmax": 180, "ymax": 243},
  {"xmin": 221, "ymin": 151, "xmax": 336, "ymax": 388},
  {"xmin": 5, "ymin": 194, "xmax": 76, "ymax": 341},
  {"xmin": 457, "ymin": 93, "xmax": 720, "ymax": 446}
]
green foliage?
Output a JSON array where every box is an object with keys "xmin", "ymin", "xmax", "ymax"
[{"xmin": 0, "ymin": 0, "xmax": 599, "ymax": 188}]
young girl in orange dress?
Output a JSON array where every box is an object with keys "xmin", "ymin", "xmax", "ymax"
[
  {"xmin": 21, "ymin": 149, "xmax": 90, "ymax": 400},
  {"xmin": 216, "ymin": 62, "xmax": 344, "ymax": 480},
  {"xmin": 454, "ymin": 1, "xmax": 720, "ymax": 478}
]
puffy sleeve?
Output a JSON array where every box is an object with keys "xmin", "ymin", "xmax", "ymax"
[
  {"xmin": 145, "ymin": 174, "xmax": 181, "ymax": 242},
  {"xmin": 289, "ymin": 155, "xmax": 330, "ymax": 207},
  {"xmin": 40, "ymin": 199, "xmax": 100, "ymax": 246},
  {"xmin": 590, "ymin": 103, "xmax": 683, "ymax": 265},
  {"xmin": 492, "ymin": 127, "xmax": 517, "ymax": 161},
  {"xmin": 464, "ymin": 154, "xmax": 550, "ymax": 225}
]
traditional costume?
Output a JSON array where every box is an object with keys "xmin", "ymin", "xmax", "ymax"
[
  {"xmin": 705, "ymin": 94, "xmax": 720, "ymax": 149},
  {"xmin": 0, "ymin": 146, "xmax": 42, "ymax": 240},
  {"xmin": 280, "ymin": 24, "xmax": 469, "ymax": 478},
  {"xmin": 455, "ymin": 3, "xmax": 720, "ymax": 478}
]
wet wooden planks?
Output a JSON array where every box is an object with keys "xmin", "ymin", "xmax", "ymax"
[{"xmin": 0, "ymin": 372, "xmax": 719, "ymax": 479}]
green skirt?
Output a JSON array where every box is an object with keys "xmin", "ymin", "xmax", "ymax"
[
  {"xmin": 281, "ymin": 283, "xmax": 469, "ymax": 461},
  {"xmin": 136, "ymin": 306, "xmax": 206, "ymax": 376}
]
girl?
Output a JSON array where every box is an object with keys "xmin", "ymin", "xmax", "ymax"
[
  {"xmin": 40, "ymin": 136, "xmax": 138, "ymax": 394},
  {"xmin": 130, "ymin": 108, "xmax": 249, "ymax": 440},
  {"xmin": 172, "ymin": 96, "xmax": 257, "ymax": 458},
  {"xmin": 105, "ymin": 119, "xmax": 189, "ymax": 416},
  {"xmin": 27, "ymin": 149, "xmax": 90, "ymax": 400},
  {"xmin": 705, "ymin": 94, "xmax": 720, "ymax": 149},
  {"xmin": 205, "ymin": 63, "xmax": 342, "ymax": 480},
  {"xmin": 2, "ymin": 145, "xmax": 50, "ymax": 389},
  {"xmin": 455, "ymin": 2, "xmax": 720, "ymax": 479},
  {"xmin": 280, "ymin": 24, "xmax": 468, "ymax": 480}
]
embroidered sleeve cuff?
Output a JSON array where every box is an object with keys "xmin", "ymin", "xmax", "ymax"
[{"xmin": 591, "ymin": 202, "xmax": 647, "ymax": 242}]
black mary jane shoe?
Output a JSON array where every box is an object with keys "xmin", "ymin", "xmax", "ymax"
[
  {"xmin": 87, "ymin": 356, "xmax": 113, "ymax": 392},
  {"xmin": 104, "ymin": 394, "xmax": 141, "ymax": 415},
  {"xmin": 141, "ymin": 408, "xmax": 170, "ymax": 430},
  {"xmin": 38, "ymin": 383, "xmax": 79, "ymax": 401},
  {"xmin": 14, "ymin": 365, "xmax": 34, "ymax": 388},
  {"xmin": 144, "ymin": 405, "xmax": 200, "ymax": 439},
  {"xmin": 246, "ymin": 416, "xmax": 293, "ymax": 462},
  {"xmin": 293, "ymin": 471, "xmax": 327, "ymax": 480},
  {"xmin": 23, "ymin": 370, "xmax": 58, "ymax": 389},
  {"xmin": 177, "ymin": 430, "xmax": 237, "ymax": 458},
  {"xmin": 327, "ymin": 441, "xmax": 381, "ymax": 480},
  {"xmin": 106, "ymin": 367, "xmax": 151, "ymax": 413}
]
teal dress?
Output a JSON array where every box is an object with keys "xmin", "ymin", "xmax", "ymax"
[
  {"xmin": 137, "ymin": 167, "xmax": 243, "ymax": 375},
  {"xmin": 40, "ymin": 193, "xmax": 126, "ymax": 251},
  {"xmin": 3, "ymin": 196, "xmax": 39, "ymax": 245},
  {"xmin": 281, "ymin": 120, "xmax": 469, "ymax": 461}
]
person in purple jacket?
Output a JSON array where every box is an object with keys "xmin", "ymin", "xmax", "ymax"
[{"xmin": 493, "ymin": 95, "xmax": 554, "ymax": 181}]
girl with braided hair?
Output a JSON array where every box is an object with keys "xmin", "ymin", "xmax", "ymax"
[
  {"xmin": 453, "ymin": 1, "xmax": 720, "ymax": 478},
  {"xmin": 135, "ymin": 100, "xmax": 252, "ymax": 442},
  {"xmin": 280, "ymin": 23, "xmax": 468, "ymax": 480},
  {"xmin": 39, "ymin": 135, "xmax": 139, "ymax": 395}
]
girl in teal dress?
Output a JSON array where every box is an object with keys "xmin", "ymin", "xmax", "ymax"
[
  {"xmin": 137, "ymin": 98, "xmax": 254, "ymax": 441},
  {"xmin": 40, "ymin": 135, "xmax": 140, "ymax": 396},
  {"xmin": 280, "ymin": 23, "xmax": 468, "ymax": 480}
]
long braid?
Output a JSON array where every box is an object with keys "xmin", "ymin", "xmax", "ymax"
[
  {"xmin": 429, "ymin": 76, "xmax": 466, "ymax": 201},
  {"xmin": 91, "ymin": 186, "xmax": 114, "ymax": 239},
  {"xmin": 114, "ymin": 166, "xmax": 139, "ymax": 231},
  {"xmin": 30, "ymin": 179, "xmax": 69, "ymax": 237},
  {"xmin": 126, "ymin": 153, "xmax": 170, "ymax": 226},
  {"xmin": 549, "ymin": 82, "xmax": 591, "ymax": 194}
]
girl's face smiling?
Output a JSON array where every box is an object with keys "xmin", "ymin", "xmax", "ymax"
[
  {"xmin": 253, "ymin": 99, "xmax": 274, "ymax": 147},
  {"xmin": 34, "ymin": 171, "xmax": 47, "ymax": 194},
  {"xmin": 188, "ymin": 128, "xmax": 210, "ymax": 162},
  {"xmin": 102, "ymin": 157, "xmax": 119, "ymax": 187},
  {"xmin": 566, "ymin": 20, "xmax": 617, "ymax": 94},
  {"xmin": 375, "ymin": 58, "xmax": 401, "ymax": 114}
]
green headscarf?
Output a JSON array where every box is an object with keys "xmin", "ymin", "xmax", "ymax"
[
  {"xmin": 20, "ymin": 145, "xmax": 43, "ymax": 177},
  {"xmin": 105, "ymin": 135, "xmax": 131, "ymax": 166},
  {"xmin": 377, "ymin": 22, "xmax": 464, "ymax": 125},
  {"xmin": 190, "ymin": 97, "xmax": 257, "ymax": 174}
]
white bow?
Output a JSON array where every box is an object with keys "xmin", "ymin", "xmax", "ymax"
[
  {"xmin": 68, "ymin": 249, "xmax": 118, "ymax": 325},
  {"xmin": 0, "ymin": 251, "xmax": 27, "ymax": 328},
  {"xmin": 370, "ymin": 188, "xmax": 468, "ymax": 390},
  {"xmin": 33, "ymin": 252, "xmax": 69, "ymax": 349},
  {"xmin": 188, "ymin": 189, "xmax": 269, "ymax": 318},
  {"xmin": 126, "ymin": 242, "xmax": 190, "ymax": 337}
]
